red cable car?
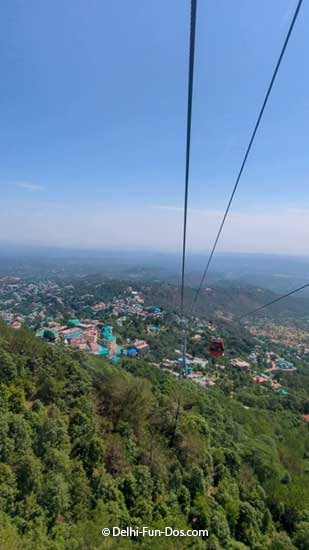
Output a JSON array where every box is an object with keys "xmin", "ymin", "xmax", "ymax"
[{"xmin": 209, "ymin": 337, "xmax": 224, "ymax": 358}]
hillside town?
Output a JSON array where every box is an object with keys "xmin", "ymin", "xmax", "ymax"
[
  {"xmin": 1, "ymin": 274, "xmax": 308, "ymax": 399},
  {"xmin": 247, "ymin": 320, "xmax": 309, "ymax": 349}
]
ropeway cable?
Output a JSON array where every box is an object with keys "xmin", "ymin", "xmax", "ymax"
[
  {"xmin": 190, "ymin": 0, "xmax": 304, "ymax": 317},
  {"xmin": 236, "ymin": 283, "xmax": 309, "ymax": 321},
  {"xmin": 180, "ymin": 0, "xmax": 197, "ymax": 375}
]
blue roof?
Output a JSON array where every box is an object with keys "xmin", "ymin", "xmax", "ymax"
[
  {"xmin": 127, "ymin": 347, "xmax": 138, "ymax": 356},
  {"xmin": 112, "ymin": 356, "xmax": 120, "ymax": 363},
  {"xmin": 66, "ymin": 330, "xmax": 82, "ymax": 340}
]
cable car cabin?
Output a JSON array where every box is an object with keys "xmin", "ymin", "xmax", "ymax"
[{"xmin": 209, "ymin": 337, "xmax": 224, "ymax": 358}]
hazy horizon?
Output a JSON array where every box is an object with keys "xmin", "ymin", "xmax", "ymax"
[{"xmin": 1, "ymin": 240, "xmax": 309, "ymax": 260}]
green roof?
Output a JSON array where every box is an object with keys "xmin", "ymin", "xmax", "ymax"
[
  {"xmin": 98, "ymin": 346, "xmax": 108, "ymax": 356},
  {"xmin": 102, "ymin": 335, "xmax": 116, "ymax": 342}
]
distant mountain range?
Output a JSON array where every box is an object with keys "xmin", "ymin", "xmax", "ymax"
[{"xmin": 0, "ymin": 242, "xmax": 308, "ymax": 297}]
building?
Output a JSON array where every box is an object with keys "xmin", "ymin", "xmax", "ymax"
[
  {"xmin": 133, "ymin": 339, "xmax": 149, "ymax": 354},
  {"xmin": 92, "ymin": 302, "xmax": 106, "ymax": 312},
  {"xmin": 126, "ymin": 347, "xmax": 138, "ymax": 357},
  {"xmin": 253, "ymin": 376, "xmax": 268, "ymax": 384},
  {"xmin": 191, "ymin": 357, "xmax": 208, "ymax": 368},
  {"xmin": 10, "ymin": 321, "xmax": 22, "ymax": 329},
  {"xmin": 88, "ymin": 342, "xmax": 99, "ymax": 354},
  {"xmin": 101, "ymin": 325, "xmax": 118, "ymax": 357},
  {"xmin": 69, "ymin": 319, "xmax": 80, "ymax": 327},
  {"xmin": 85, "ymin": 329, "xmax": 97, "ymax": 343},
  {"xmin": 147, "ymin": 306, "xmax": 162, "ymax": 314},
  {"xmin": 276, "ymin": 359, "xmax": 295, "ymax": 370},
  {"xmin": 65, "ymin": 330, "xmax": 83, "ymax": 342},
  {"xmin": 98, "ymin": 345, "xmax": 109, "ymax": 356},
  {"xmin": 148, "ymin": 326, "xmax": 160, "ymax": 333},
  {"xmin": 231, "ymin": 359, "xmax": 250, "ymax": 372}
]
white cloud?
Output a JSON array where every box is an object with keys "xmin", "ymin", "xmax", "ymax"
[{"xmin": 16, "ymin": 182, "xmax": 45, "ymax": 192}]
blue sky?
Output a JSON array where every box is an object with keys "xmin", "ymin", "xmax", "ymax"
[{"xmin": 0, "ymin": 0, "xmax": 308, "ymax": 253}]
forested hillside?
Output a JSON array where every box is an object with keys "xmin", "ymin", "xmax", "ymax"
[
  {"xmin": 1, "ymin": 321, "xmax": 309, "ymax": 549},
  {"xmin": 141, "ymin": 283, "xmax": 309, "ymax": 321}
]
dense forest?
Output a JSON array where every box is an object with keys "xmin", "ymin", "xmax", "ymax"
[{"xmin": 1, "ymin": 321, "xmax": 309, "ymax": 549}]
